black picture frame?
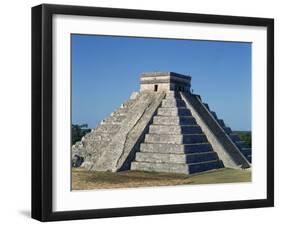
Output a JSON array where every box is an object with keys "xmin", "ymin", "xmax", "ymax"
[{"xmin": 32, "ymin": 3, "xmax": 274, "ymax": 222}]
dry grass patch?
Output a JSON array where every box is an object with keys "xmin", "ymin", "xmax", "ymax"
[
  {"xmin": 72, "ymin": 168, "xmax": 192, "ymax": 190},
  {"xmin": 72, "ymin": 167, "xmax": 251, "ymax": 190}
]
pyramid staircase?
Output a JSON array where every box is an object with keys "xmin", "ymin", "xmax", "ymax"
[
  {"xmin": 72, "ymin": 72, "xmax": 251, "ymax": 173},
  {"xmin": 131, "ymin": 91, "xmax": 224, "ymax": 174},
  {"xmin": 204, "ymin": 105, "xmax": 252, "ymax": 163}
]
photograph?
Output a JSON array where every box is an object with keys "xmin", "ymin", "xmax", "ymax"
[
  {"xmin": 30, "ymin": 3, "xmax": 274, "ymax": 221},
  {"xmin": 0, "ymin": 0, "xmax": 277, "ymax": 224},
  {"xmin": 71, "ymin": 34, "xmax": 252, "ymax": 190}
]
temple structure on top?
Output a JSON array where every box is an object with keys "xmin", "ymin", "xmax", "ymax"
[
  {"xmin": 140, "ymin": 72, "xmax": 191, "ymax": 92},
  {"xmin": 72, "ymin": 72, "xmax": 251, "ymax": 174}
]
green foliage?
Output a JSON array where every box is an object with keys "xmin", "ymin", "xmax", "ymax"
[
  {"xmin": 72, "ymin": 124, "xmax": 91, "ymax": 145},
  {"xmin": 235, "ymin": 131, "xmax": 252, "ymax": 148}
]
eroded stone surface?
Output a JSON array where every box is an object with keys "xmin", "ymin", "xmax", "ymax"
[{"xmin": 72, "ymin": 91, "xmax": 165, "ymax": 172}]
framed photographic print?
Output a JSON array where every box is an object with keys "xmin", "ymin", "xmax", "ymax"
[{"xmin": 31, "ymin": 4, "xmax": 274, "ymax": 221}]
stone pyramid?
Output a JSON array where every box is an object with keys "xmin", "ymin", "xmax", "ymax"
[{"xmin": 72, "ymin": 72, "xmax": 251, "ymax": 174}]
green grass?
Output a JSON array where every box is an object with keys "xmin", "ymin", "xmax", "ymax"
[
  {"xmin": 186, "ymin": 168, "xmax": 251, "ymax": 184},
  {"xmin": 72, "ymin": 167, "xmax": 251, "ymax": 190}
]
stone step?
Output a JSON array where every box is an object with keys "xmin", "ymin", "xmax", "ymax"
[
  {"xmin": 211, "ymin": 111, "xmax": 218, "ymax": 119},
  {"xmin": 164, "ymin": 97, "xmax": 182, "ymax": 102},
  {"xmin": 223, "ymin": 127, "xmax": 232, "ymax": 134},
  {"xmin": 84, "ymin": 132, "xmax": 111, "ymax": 143},
  {"xmin": 131, "ymin": 161, "xmax": 188, "ymax": 174},
  {"xmin": 188, "ymin": 160, "xmax": 224, "ymax": 174},
  {"xmin": 114, "ymin": 107, "xmax": 130, "ymax": 115},
  {"xmin": 94, "ymin": 124, "xmax": 121, "ymax": 134},
  {"xmin": 140, "ymin": 143, "xmax": 213, "ymax": 154},
  {"xmin": 144, "ymin": 133, "xmax": 207, "ymax": 144},
  {"xmin": 149, "ymin": 124, "xmax": 202, "ymax": 135},
  {"xmin": 122, "ymin": 99, "xmax": 135, "ymax": 108},
  {"xmin": 135, "ymin": 152, "xmax": 218, "ymax": 164},
  {"xmin": 163, "ymin": 98, "xmax": 184, "ymax": 104},
  {"xmin": 218, "ymin": 119, "xmax": 225, "ymax": 127},
  {"xmin": 240, "ymin": 150, "xmax": 251, "ymax": 162},
  {"xmin": 246, "ymin": 155, "xmax": 252, "ymax": 162},
  {"xmin": 103, "ymin": 115, "xmax": 126, "ymax": 124},
  {"xmin": 153, "ymin": 116, "xmax": 197, "ymax": 125},
  {"xmin": 157, "ymin": 107, "xmax": 191, "ymax": 116},
  {"xmin": 164, "ymin": 94, "xmax": 182, "ymax": 101},
  {"xmin": 161, "ymin": 99, "xmax": 186, "ymax": 108},
  {"xmin": 229, "ymin": 134, "xmax": 241, "ymax": 142},
  {"xmin": 131, "ymin": 160, "xmax": 223, "ymax": 174},
  {"xmin": 165, "ymin": 91, "xmax": 181, "ymax": 98},
  {"xmin": 203, "ymin": 103, "xmax": 210, "ymax": 111},
  {"xmin": 185, "ymin": 152, "xmax": 218, "ymax": 164},
  {"xmin": 240, "ymin": 147, "xmax": 251, "ymax": 156},
  {"xmin": 235, "ymin": 141, "xmax": 248, "ymax": 149}
]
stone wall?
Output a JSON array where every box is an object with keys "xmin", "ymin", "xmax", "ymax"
[
  {"xmin": 181, "ymin": 92, "xmax": 250, "ymax": 169},
  {"xmin": 73, "ymin": 91, "xmax": 165, "ymax": 172},
  {"xmin": 140, "ymin": 83, "xmax": 170, "ymax": 92}
]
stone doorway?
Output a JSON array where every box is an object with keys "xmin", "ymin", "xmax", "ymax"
[{"xmin": 154, "ymin": 84, "xmax": 158, "ymax": 92}]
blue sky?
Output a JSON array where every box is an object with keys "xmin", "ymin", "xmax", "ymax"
[{"xmin": 72, "ymin": 34, "xmax": 251, "ymax": 131}]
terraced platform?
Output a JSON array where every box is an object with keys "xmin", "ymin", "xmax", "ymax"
[
  {"xmin": 131, "ymin": 91, "xmax": 224, "ymax": 174},
  {"xmin": 72, "ymin": 71, "xmax": 251, "ymax": 174}
]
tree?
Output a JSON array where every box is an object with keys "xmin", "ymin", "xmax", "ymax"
[{"xmin": 72, "ymin": 124, "xmax": 91, "ymax": 145}]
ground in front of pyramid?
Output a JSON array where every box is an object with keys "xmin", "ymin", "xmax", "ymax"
[{"xmin": 72, "ymin": 72, "xmax": 251, "ymax": 190}]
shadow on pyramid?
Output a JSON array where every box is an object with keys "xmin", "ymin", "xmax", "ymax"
[{"xmin": 72, "ymin": 72, "xmax": 251, "ymax": 174}]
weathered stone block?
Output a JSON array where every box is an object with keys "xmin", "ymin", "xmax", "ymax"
[
  {"xmin": 149, "ymin": 124, "xmax": 202, "ymax": 135},
  {"xmin": 135, "ymin": 151, "xmax": 218, "ymax": 164},
  {"xmin": 188, "ymin": 160, "xmax": 224, "ymax": 174},
  {"xmin": 157, "ymin": 107, "xmax": 191, "ymax": 116},
  {"xmin": 135, "ymin": 152, "xmax": 187, "ymax": 164},
  {"xmin": 153, "ymin": 116, "xmax": 196, "ymax": 125},
  {"xmin": 139, "ymin": 143, "xmax": 213, "ymax": 154},
  {"xmin": 144, "ymin": 133, "xmax": 207, "ymax": 144},
  {"xmin": 161, "ymin": 99, "xmax": 186, "ymax": 108},
  {"xmin": 131, "ymin": 161, "xmax": 188, "ymax": 174},
  {"xmin": 229, "ymin": 133, "xmax": 241, "ymax": 142},
  {"xmin": 223, "ymin": 127, "xmax": 232, "ymax": 134}
]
